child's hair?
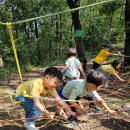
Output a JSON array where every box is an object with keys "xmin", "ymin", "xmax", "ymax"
[
  {"xmin": 68, "ymin": 48, "xmax": 77, "ymax": 57},
  {"xmin": 103, "ymin": 44, "xmax": 111, "ymax": 49},
  {"xmin": 87, "ymin": 70, "xmax": 105, "ymax": 87},
  {"xmin": 43, "ymin": 67, "xmax": 63, "ymax": 82},
  {"xmin": 111, "ymin": 60, "xmax": 120, "ymax": 70}
]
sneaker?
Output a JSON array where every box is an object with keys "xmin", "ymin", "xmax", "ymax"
[
  {"xmin": 67, "ymin": 116, "xmax": 78, "ymax": 126},
  {"xmin": 90, "ymin": 105, "xmax": 103, "ymax": 112},
  {"xmin": 24, "ymin": 122, "xmax": 37, "ymax": 130},
  {"xmin": 123, "ymin": 105, "xmax": 130, "ymax": 111}
]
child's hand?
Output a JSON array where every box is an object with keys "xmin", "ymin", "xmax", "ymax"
[
  {"xmin": 46, "ymin": 112, "xmax": 55, "ymax": 119},
  {"xmin": 118, "ymin": 52, "xmax": 123, "ymax": 57},
  {"xmin": 67, "ymin": 109, "xmax": 77, "ymax": 117},
  {"xmin": 109, "ymin": 110, "xmax": 116, "ymax": 115},
  {"xmin": 80, "ymin": 108, "xmax": 86, "ymax": 114}
]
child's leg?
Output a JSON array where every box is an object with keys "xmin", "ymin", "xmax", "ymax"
[
  {"xmin": 76, "ymin": 70, "xmax": 80, "ymax": 79},
  {"xmin": 92, "ymin": 61, "xmax": 100, "ymax": 69},
  {"xmin": 82, "ymin": 96, "xmax": 102, "ymax": 111},
  {"xmin": 15, "ymin": 96, "xmax": 40, "ymax": 129},
  {"xmin": 21, "ymin": 97, "xmax": 40, "ymax": 122}
]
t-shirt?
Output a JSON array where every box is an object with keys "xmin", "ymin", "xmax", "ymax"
[
  {"xmin": 62, "ymin": 79, "xmax": 102, "ymax": 101},
  {"xmin": 93, "ymin": 49, "xmax": 111, "ymax": 64},
  {"xmin": 101, "ymin": 64, "xmax": 116, "ymax": 75},
  {"xmin": 64, "ymin": 57, "xmax": 82, "ymax": 78},
  {"xmin": 16, "ymin": 78, "xmax": 57, "ymax": 99}
]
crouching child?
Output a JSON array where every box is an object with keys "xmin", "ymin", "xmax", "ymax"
[
  {"xmin": 58, "ymin": 71, "xmax": 116, "ymax": 117},
  {"xmin": 15, "ymin": 67, "xmax": 76, "ymax": 130}
]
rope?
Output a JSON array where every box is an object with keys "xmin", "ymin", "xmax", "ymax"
[
  {"xmin": 0, "ymin": 0, "xmax": 116, "ymax": 26},
  {"xmin": 1, "ymin": 86, "xmax": 130, "ymax": 106},
  {"xmin": 6, "ymin": 22, "xmax": 23, "ymax": 82}
]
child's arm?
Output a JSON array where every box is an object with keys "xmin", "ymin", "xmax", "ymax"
[
  {"xmin": 99, "ymin": 100, "xmax": 115, "ymax": 115},
  {"xmin": 61, "ymin": 65, "xmax": 69, "ymax": 73},
  {"xmin": 114, "ymin": 73, "xmax": 126, "ymax": 82},
  {"xmin": 78, "ymin": 67, "xmax": 86, "ymax": 79},
  {"xmin": 54, "ymin": 95, "xmax": 76, "ymax": 117},
  {"xmin": 110, "ymin": 51, "xmax": 123, "ymax": 57},
  {"xmin": 69, "ymin": 101, "xmax": 86, "ymax": 114},
  {"xmin": 92, "ymin": 91, "xmax": 115, "ymax": 115},
  {"xmin": 34, "ymin": 98, "xmax": 55, "ymax": 119}
]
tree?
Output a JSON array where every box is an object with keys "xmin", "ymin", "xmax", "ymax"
[
  {"xmin": 124, "ymin": 0, "xmax": 130, "ymax": 65},
  {"xmin": 67, "ymin": 0, "xmax": 87, "ymax": 71},
  {"xmin": 0, "ymin": 53, "xmax": 4, "ymax": 67}
]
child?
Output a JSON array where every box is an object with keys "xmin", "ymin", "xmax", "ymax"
[
  {"xmin": 59, "ymin": 71, "xmax": 115, "ymax": 115},
  {"xmin": 97, "ymin": 60, "xmax": 126, "ymax": 87},
  {"xmin": 15, "ymin": 67, "xmax": 76, "ymax": 130},
  {"xmin": 62, "ymin": 48, "xmax": 86, "ymax": 83},
  {"xmin": 93, "ymin": 44, "xmax": 122, "ymax": 69}
]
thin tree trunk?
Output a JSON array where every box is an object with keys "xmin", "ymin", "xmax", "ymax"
[
  {"xmin": 0, "ymin": 54, "xmax": 4, "ymax": 67},
  {"xmin": 67, "ymin": 0, "xmax": 87, "ymax": 71},
  {"xmin": 124, "ymin": 0, "xmax": 130, "ymax": 65},
  {"xmin": 34, "ymin": 20, "xmax": 39, "ymax": 38},
  {"xmin": 108, "ymin": 12, "xmax": 113, "ymax": 43}
]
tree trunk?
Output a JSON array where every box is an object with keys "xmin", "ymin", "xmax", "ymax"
[
  {"xmin": 0, "ymin": 53, "xmax": 4, "ymax": 67},
  {"xmin": 124, "ymin": 0, "xmax": 130, "ymax": 65},
  {"xmin": 34, "ymin": 20, "xmax": 39, "ymax": 38},
  {"xmin": 67, "ymin": 0, "xmax": 87, "ymax": 71}
]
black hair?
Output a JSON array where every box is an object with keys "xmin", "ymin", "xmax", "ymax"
[
  {"xmin": 68, "ymin": 48, "xmax": 77, "ymax": 57},
  {"xmin": 103, "ymin": 44, "xmax": 111, "ymax": 49},
  {"xmin": 43, "ymin": 67, "xmax": 63, "ymax": 82},
  {"xmin": 87, "ymin": 70, "xmax": 105, "ymax": 87},
  {"xmin": 111, "ymin": 60, "xmax": 120, "ymax": 70}
]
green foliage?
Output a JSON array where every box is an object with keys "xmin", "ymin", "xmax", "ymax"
[
  {"xmin": 0, "ymin": 0, "xmax": 127, "ymax": 80},
  {"xmin": 99, "ymin": 1, "xmax": 123, "ymax": 15}
]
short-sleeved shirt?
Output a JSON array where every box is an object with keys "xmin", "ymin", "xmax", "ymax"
[
  {"xmin": 101, "ymin": 64, "xmax": 116, "ymax": 75},
  {"xmin": 62, "ymin": 79, "xmax": 102, "ymax": 101},
  {"xmin": 64, "ymin": 57, "xmax": 82, "ymax": 78},
  {"xmin": 93, "ymin": 49, "xmax": 111, "ymax": 64},
  {"xmin": 16, "ymin": 78, "xmax": 57, "ymax": 99}
]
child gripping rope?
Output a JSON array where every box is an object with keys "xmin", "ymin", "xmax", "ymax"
[{"xmin": 15, "ymin": 67, "xmax": 76, "ymax": 130}]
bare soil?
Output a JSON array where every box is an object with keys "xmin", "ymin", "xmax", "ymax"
[{"xmin": 0, "ymin": 66, "xmax": 130, "ymax": 130}]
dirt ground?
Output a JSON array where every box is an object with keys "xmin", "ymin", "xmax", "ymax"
[{"xmin": 0, "ymin": 66, "xmax": 130, "ymax": 130}]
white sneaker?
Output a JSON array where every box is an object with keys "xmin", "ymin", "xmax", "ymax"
[
  {"xmin": 123, "ymin": 105, "xmax": 130, "ymax": 111},
  {"xmin": 24, "ymin": 122, "xmax": 37, "ymax": 130}
]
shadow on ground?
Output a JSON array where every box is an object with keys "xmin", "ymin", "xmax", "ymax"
[
  {"xmin": 101, "ymin": 118, "xmax": 130, "ymax": 130},
  {"xmin": 0, "ymin": 124, "xmax": 74, "ymax": 130},
  {"xmin": 40, "ymin": 124, "xmax": 74, "ymax": 130},
  {"xmin": 0, "ymin": 126, "xmax": 25, "ymax": 130}
]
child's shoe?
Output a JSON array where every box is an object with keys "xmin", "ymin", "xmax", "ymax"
[
  {"xmin": 67, "ymin": 115, "xmax": 78, "ymax": 126},
  {"xmin": 24, "ymin": 121, "xmax": 37, "ymax": 130},
  {"xmin": 123, "ymin": 105, "xmax": 130, "ymax": 111},
  {"xmin": 89, "ymin": 104, "xmax": 103, "ymax": 113}
]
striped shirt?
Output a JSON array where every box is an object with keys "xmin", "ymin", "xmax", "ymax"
[{"xmin": 62, "ymin": 79, "xmax": 102, "ymax": 101}]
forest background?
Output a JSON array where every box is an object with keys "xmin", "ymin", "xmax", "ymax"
[{"xmin": 0, "ymin": 0, "xmax": 129, "ymax": 80}]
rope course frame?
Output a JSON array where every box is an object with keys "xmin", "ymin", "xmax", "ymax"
[{"xmin": 1, "ymin": 0, "xmax": 130, "ymax": 129}]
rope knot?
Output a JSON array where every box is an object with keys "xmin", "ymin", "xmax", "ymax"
[{"xmin": 6, "ymin": 22, "xmax": 12, "ymax": 29}]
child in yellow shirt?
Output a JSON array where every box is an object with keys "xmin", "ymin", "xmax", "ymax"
[
  {"xmin": 98, "ymin": 60, "xmax": 126, "ymax": 87},
  {"xmin": 15, "ymin": 67, "xmax": 75, "ymax": 130},
  {"xmin": 93, "ymin": 44, "xmax": 122, "ymax": 69}
]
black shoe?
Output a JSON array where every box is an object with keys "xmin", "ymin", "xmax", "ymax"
[
  {"xmin": 89, "ymin": 104, "xmax": 103, "ymax": 112},
  {"xmin": 67, "ymin": 116, "xmax": 78, "ymax": 126}
]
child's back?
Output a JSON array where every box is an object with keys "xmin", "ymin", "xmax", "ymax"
[
  {"xmin": 64, "ymin": 56, "xmax": 81, "ymax": 79},
  {"xmin": 62, "ymin": 48, "xmax": 86, "ymax": 81}
]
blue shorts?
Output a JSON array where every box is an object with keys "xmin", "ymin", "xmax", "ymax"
[
  {"xmin": 15, "ymin": 96, "xmax": 40, "ymax": 123},
  {"xmin": 57, "ymin": 88, "xmax": 65, "ymax": 99}
]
